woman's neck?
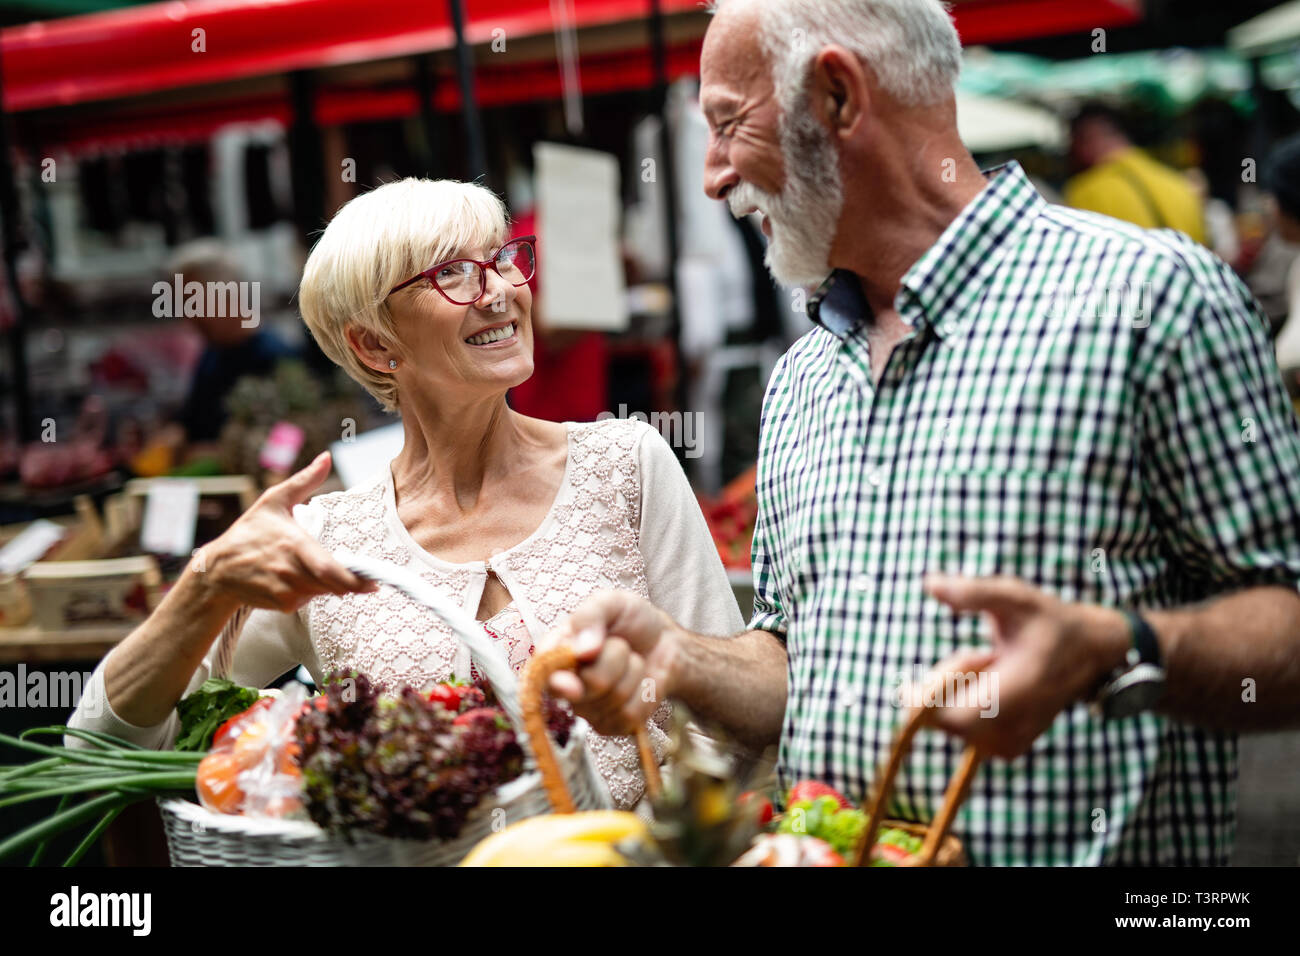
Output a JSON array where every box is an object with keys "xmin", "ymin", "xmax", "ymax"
[{"xmin": 390, "ymin": 394, "xmax": 535, "ymax": 512}]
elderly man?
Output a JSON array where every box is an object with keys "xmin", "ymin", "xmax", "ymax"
[{"xmin": 546, "ymin": 0, "xmax": 1300, "ymax": 865}]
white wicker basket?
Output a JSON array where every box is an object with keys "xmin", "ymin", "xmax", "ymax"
[
  {"xmin": 157, "ymin": 555, "xmax": 659, "ymax": 867},
  {"xmin": 159, "ymin": 720, "xmax": 611, "ymax": 867}
]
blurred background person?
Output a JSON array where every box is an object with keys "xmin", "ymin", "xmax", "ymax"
[
  {"xmin": 167, "ymin": 239, "xmax": 300, "ymax": 456},
  {"xmin": 1264, "ymin": 133, "xmax": 1300, "ymax": 393},
  {"xmin": 1065, "ymin": 101, "xmax": 1207, "ymax": 244}
]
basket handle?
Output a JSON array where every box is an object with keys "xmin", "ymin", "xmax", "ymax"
[
  {"xmin": 520, "ymin": 645, "xmax": 663, "ymax": 813},
  {"xmin": 851, "ymin": 705, "xmax": 982, "ymax": 867}
]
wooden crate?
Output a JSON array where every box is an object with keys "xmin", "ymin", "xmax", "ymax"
[{"xmin": 22, "ymin": 556, "xmax": 161, "ymax": 631}]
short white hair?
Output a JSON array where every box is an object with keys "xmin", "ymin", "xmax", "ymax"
[
  {"xmin": 714, "ymin": 0, "xmax": 962, "ymax": 113},
  {"xmin": 298, "ymin": 178, "xmax": 509, "ymax": 412}
]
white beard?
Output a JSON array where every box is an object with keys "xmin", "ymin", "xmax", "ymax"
[{"xmin": 728, "ymin": 108, "xmax": 845, "ymax": 288}]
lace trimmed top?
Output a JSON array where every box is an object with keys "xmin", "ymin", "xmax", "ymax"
[{"xmin": 69, "ymin": 418, "xmax": 745, "ymax": 810}]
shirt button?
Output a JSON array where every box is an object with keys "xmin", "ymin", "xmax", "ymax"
[
  {"xmin": 867, "ymin": 466, "xmax": 884, "ymax": 487},
  {"xmin": 941, "ymin": 321, "xmax": 958, "ymax": 336},
  {"xmin": 851, "ymin": 575, "xmax": 872, "ymax": 593}
]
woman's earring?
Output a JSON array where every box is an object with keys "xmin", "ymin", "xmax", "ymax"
[{"xmin": 388, "ymin": 360, "xmax": 398, "ymax": 370}]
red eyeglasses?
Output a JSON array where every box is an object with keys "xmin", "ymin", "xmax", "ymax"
[{"xmin": 388, "ymin": 235, "xmax": 537, "ymax": 305}]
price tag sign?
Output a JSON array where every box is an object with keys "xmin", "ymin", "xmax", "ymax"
[
  {"xmin": 0, "ymin": 519, "xmax": 66, "ymax": 574},
  {"xmin": 140, "ymin": 479, "xmax": 200, "ymax": 557}
]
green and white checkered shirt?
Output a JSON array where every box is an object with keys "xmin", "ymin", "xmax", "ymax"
[{"xmin": 751, "ymin": 161, "xmax": 1300, "ymax": 865}]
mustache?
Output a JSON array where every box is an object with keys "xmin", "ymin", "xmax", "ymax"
[{"xmin": 727, "ymin": 180, "xmax": 778, "ymax": 220}]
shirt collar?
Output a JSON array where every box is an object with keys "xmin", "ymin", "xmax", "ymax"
[
  {"xmin": 807, "ymin": 268, "xmax": 869, "ymax": 339},
  {"xmin": 807, "ymin": 161, "xmax": 1046, "ymax": 341}
]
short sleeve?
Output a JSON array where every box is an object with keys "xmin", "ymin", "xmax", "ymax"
[
  {"xmin": 748, "ymin": 500, "xmax": 788, "ymax": 638},
  {"xmin": 1137, "ymin": 249, "xmax": 1300, "ymax": 591},
  {"xmin": 747, "ymin": 354, "xmax": 790, "ymax": 638},
  {"xmin": 635, "ymin": 422, "xmax": 745, "ymax": 636}
]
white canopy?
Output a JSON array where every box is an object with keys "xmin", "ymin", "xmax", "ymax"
[
  {"xmin": 1228, "ymin": 0, "xmax": 1300, "ymax": 58},
  {"xmin": 956, "ymin": 91, "xmax": 1065, "ymax": 153}
]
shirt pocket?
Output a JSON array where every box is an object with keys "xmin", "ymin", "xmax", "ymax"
[{"xmin": 928, "ymin": 469, "xmax": 1091, "ymax": 591}]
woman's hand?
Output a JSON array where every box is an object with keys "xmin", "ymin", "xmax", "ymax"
[
  {"xmin": 195, "ymin": 451, "xmax": 378, "ymax": 614},
  {"xmin": 93, "ymin": 452, "xmax": 377, "ymax": 732}
]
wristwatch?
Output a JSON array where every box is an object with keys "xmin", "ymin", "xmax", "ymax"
[{"xmin": 1090, "ymin": 610, "xmax": 1166, "ymax": 720}]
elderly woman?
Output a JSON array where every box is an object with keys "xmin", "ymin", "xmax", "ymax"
[{"xmin": 67, "ymin": 178, "xmax": 744, "ymax": 809}]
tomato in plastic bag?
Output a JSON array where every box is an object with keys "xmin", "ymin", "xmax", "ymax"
[{"xmin": 196, "ymin": 684, "xmax": 308, "ymax": 818}]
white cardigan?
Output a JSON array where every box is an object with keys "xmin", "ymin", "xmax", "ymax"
[{"xmin": 68, "ymin": 418, "xmax": 745, "ymax": 808}]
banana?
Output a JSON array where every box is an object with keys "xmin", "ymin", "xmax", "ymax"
[{"xmin": 461, "ymin": 811, "xmax": 649, "ymax": 867}]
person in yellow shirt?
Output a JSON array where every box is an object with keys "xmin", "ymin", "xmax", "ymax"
[{"xmin": 1064, "ymin": 102, "xmax": 1207, "ymax": 245}]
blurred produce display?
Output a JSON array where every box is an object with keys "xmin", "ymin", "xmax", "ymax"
[
  {"xmin": 700, "ymin": 464, "xmax": 757, "ymax": 572},
  {"xmin": 219, "ymin": 362, "xmax": 370, "ymax": 480}
]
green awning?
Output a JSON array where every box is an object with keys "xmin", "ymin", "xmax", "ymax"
[{"xmin": 960, "ymin": 47, "xmax": 1257, "ymax": 117}]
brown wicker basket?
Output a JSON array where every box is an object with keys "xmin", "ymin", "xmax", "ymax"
[
  {"xmin": 518, "ymin": 645, "xmax": 661, "ymax": 810},
  {"xmin": 851, "ymin": 705, "xmax": 982, "ymax": 867},
  {"xmin": 520, "ymin": 650, "xmax": 980, "ymax": 867}
]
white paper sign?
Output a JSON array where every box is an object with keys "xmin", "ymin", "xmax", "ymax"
[
  {"xmin": 534, "ymin": 142, "xmax": 629, "ymax": 332},
  {"xmin": 140, "ymin": 479, "xmax": 200, "ymax": 557},
  {"xmin": 330, "ymin": 421, "xmax": 405, "ymax": 489},
  {"xmin": 0, "ymin": 519, "xmax": 66, "ymax": 574}
]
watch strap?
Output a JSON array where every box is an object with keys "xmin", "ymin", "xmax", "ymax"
[{"xmin": 1122, "ymin": 610, "xmax": 1161, "ymax": 668}]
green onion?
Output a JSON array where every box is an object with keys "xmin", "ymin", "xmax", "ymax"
[
  {"xmin": 0, "ymin": 733, "xmax": 201, "ymax": 769},
  {"xmin": 1, "ymin": 756, "xmax": 65, "ymax": 782},
  {"xmin": 63, "ymin": 802, "xmax": 128, "ymax": 867},
  {"xmin": 0, "ymin": 792, "xmax": 135, "ymax": 862},
  {"xmin": 0, "ymin": 772, "xmax": 197, "ymax": 809},
  {"xmin": 28, "ymin": 794, "xmax": 71, "ymax": 867},
  {"xmin": 0, "ymin": 724, "xmax": 202, "ymax": 866},
  {"xmin": 21, "ymin": 726, "xmax": 149, "ymax": 751}
]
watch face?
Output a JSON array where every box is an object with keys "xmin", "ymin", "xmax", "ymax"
[{"xmin": 1102, "ymin": 665, "xmax": 1166, "ymax": 719}]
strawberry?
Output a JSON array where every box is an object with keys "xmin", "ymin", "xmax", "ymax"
[
  {"xmin": 739, "ymin": 790, "xmax": 775, "ymax": 826},
  {"xmin": 453, "ymin": 706, "xmax": 510, "ymax": 729},
  {"xmin": 427, "ymin": 684, "xmax": 461, "ymax": 712},
  {"xmin": 427, "ymin": 680, "xmax": 484, "ymax": 714},
  {"xmin": 297, "ymin": 696, "xmax": 328, "ymax": 719},
  {"xmin": 787, "ymin": 780, "xmax": 852, "ymax": 811}
]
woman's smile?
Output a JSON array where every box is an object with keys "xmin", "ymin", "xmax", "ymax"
[{"xmin": 464, "ymin": 320, "xmax": 519, "ymax": 348}]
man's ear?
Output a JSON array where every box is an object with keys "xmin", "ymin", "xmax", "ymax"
[
  {"xmin": 811, "ymin": 45, "xmax": 868, "ymax": 139},
  {"xmin": 345, "ymin": 325, "xmax": 397, "ymax": 373}
]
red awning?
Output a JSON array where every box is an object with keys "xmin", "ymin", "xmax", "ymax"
[
  {"xmin": 955, "ymin": 0, "xmax": 1142, "ymax": 46},
  {"xmin": 2, "ymin": 0, "xmax": 1142, "ymax": 114},
  {"xmin": 0, "ymin": 0, "xmax": 705, "ymax": 112},
  {"xmin": 23, "ymin": 39, "xmax": 708, "ymax": 155}
]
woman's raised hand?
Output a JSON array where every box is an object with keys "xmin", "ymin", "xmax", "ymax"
[{"xmin": 194, "ymin": 451, "xmax": 378, "ymax": 614}]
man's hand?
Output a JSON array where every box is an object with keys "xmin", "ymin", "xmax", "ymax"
[
  {"xmin": 919, "ymin": 573, "xmax": 1130, "ymax": 759},
  {"xmin": 539, "ymin": 590, "xmax": 682, "ymax": 736}
]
